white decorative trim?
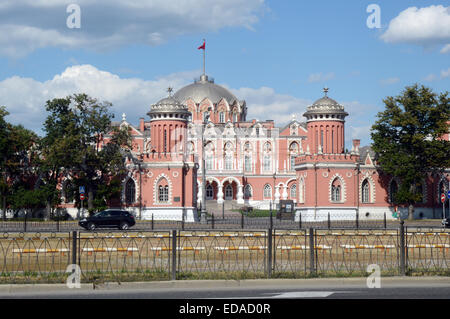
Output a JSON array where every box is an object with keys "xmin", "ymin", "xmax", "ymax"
[
  {"xmin": 122, "ymin": 172, "xmax": 139, "ymax": 204},
  {"xmin": 329, "ymin": 173, "xmax": 346, "ymax": 203},
  {"xmin": 147, "ymin": 171, "xmax": 153, "ymax": 178},
  {"xmin": 322, "ymin": 172, "xmax": 329, "ymax": 178},
  {"xmin": 172, "ymin": 171, "xmax": 179, "ymax": 178},
  {"xmin": 346, "ymin": 172, "xmax": 353, "ymax": 178},
  {"xmin": 360, "ymin": 173, "xmax": 376, "ymax": 203},
  {"xmin": 153, "ymin": 173, "xmax": 172, "ymax": 205}
]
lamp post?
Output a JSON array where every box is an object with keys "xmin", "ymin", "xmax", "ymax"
[{"xmin": 200, "ymin": 107, "xmax": 211, "ymax": 223}]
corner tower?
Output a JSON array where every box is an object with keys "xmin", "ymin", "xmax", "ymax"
[{"xmin": 303, "ymin": 88, "xmax": 348, "ymax": 154}]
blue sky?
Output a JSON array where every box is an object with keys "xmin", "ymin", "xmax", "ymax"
[{"xmin": 0, "ymin": 0, "xmax": 448, "ymax": 148}]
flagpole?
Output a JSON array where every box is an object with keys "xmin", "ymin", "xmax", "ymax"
[{"xmin": 203, "ymin": 38, "xmax": 206, "ymax": 76}]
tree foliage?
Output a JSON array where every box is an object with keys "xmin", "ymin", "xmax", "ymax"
[
  {"xmin": 41, "ymin": 94, "xmax": 132, "ymax": 215},
  {"xmin": 371, "ymin": 84, "xmax": 450, "ymax": 219}
]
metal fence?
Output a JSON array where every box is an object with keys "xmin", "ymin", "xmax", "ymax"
[
  {"xmin": 0, "ymin": 212, "xmax": 414, "ymax": 232},
  {"xmin": 0, "ymin": 222, "xmax": 450, "ymax": 283}
]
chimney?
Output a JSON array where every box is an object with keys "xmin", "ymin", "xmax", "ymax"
[
  {"xmin": 139, "ymin": 118, "xmax": 145, "ymax": 132},
  {"xmin": 352, "ymin": 139, "xmax": 360, "ymax": 154}
]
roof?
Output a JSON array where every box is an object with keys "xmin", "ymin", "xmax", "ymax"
[{"xmin": 173, "ymin": 74, "xmax": 240, "ymax": 105}]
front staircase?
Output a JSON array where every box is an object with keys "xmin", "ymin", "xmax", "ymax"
[{"xmin": 202, "ymin": 200, "xmax": 246, "ymax": 218}]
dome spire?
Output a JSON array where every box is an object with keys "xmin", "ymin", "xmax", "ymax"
[{"xmin": 323, "ymin": 87, "xmax": 329, "ymax": 97}]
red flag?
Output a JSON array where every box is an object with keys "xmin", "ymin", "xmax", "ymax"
[{"xmin": 197, "ymin": 40, "xmax": 205, "ymax": 50}]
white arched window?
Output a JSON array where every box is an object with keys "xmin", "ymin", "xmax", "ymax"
[
  {"xmin": 290, "ymin": 184, "xmax": 297, "ymax": 199},
  {"xmin": 219, "ymin": 111, "xmax": 225, "ymax": 123},
  {"xmin": 298, "ymin": 178, "xmax": 305, "ymax": 203},
  {"xmin": 361, "ymin": 179, "xmax": 370, "ymax": 203},
  {"xmin": 331, "ymin": 178, "xmax": 342, "ymax": 202},
  {"xmin": 244, "ymin": 184, "xmax": 252, "ymax": 199},
  {"xmin": 263, "ymin": 184, "xmax": 272, "ymax": 199}
]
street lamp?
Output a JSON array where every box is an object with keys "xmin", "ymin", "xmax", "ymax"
[{"xmin": 200, "ymin": 107, "xmax": 211, "ymax": 223}]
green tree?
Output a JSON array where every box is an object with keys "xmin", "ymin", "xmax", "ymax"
[
  {"xmin": 0, "ymin": 107, "xmax": 38, "ymax": 220},
  {"xmin": 371, "ymin": 84, "xmax": 450, "ymax": 220},
  {"xmin": 41, "ymin": 94, "xmax": 131, "ymax": 216}
]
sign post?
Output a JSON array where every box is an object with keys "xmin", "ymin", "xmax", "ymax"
[
  {"xmin": 441, "ymin": 193, "xmax": 446, "ymax": 220},
  {"xmin": 79, "ymin": 186, "xmax": 85, "ymax": 218}
]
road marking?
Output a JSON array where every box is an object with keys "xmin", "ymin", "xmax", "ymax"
[{"xmin": 266, "ymin": 291, "xmax": 336, "ymax": 298}]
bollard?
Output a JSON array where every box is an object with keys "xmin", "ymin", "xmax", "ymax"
[
  {"xmin": 241, "ymin": 213, "xmax": 244, "ymax": 229},
  {"xmin": 299, "ymin": 213, "xmax": 302, "ymax": 229},
  {"xmin": 72, "ymin": 231, "xmax": 78, "ymax": 266},
  {"xmin": 399, "ymin": 221, "xmax": 406, "ymax": 275},
  {"xmin": 309, "ymin": 228, "xmax": 315, "ymax": 275},
  {"xmin": 267, "ymin": 228, "xmax": 272, "ymax": 278},
  {"xmin": 151, "ymin": 214, "xmax": 154, "ymax": 230},
  {"xmin": 356, "ymin": 211, "xmax": 359, "ymax": 229},
  {"xmin": 171, "ymin": 230, "xmax": 177, "ymax": 280},
  {"xmin": 327, "ymin": 212, "xmax": 331, "ymax": 229},
  {"xmin": 211, "ymin": 214, "xmax": 215, "ymax": 230},
  {"xmin": 384, "ymin": 212, "xmax": 387, "ymax": 229}
]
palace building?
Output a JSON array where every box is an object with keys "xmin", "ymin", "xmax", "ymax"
[{"xmin": 60, "ymin": 72, "xmax": 450, "ymax": 221}]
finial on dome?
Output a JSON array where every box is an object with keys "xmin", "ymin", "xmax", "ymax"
[
  {"xmin": 167, "ymin": 87, "xmax": 173, "ymax": 97},
  {"xmin": 323, "ymin": 87, "xmax": 329, "ymax": 96},
  {"xmin": 122, "ymin": 113, "xmax": 126, "ymax": 121},
  {"xmin": 292, "ymin": 113, "xmax": 296, "ymax": 121}
]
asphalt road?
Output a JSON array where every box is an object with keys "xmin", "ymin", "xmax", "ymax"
[{"xmin": 1, "ymin": 277, "xmax": 450, "ymax": 299}]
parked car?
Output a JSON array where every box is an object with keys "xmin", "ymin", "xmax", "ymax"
[
  {"xmin": 442, "ymin": 218, "xmax": 450, "ymax": 228},
  {"xmin": 78, "ymin": 210, "xmax": 136, "ymax": 231}
]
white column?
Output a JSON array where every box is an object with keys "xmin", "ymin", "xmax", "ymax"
[
  {"xmin": 217, "ymin": 185, "xmax": 224, "ymax": 204},
  {"xmin": 282, "ymin": 185, "xmax": 288, "ymax": 200},
  {"xmin": 237, "ymin": 185, "xmax": 244, "ymax": 204},
  {"xmin": 275, "ymin": 186, "xmax": 281, "ymax": 203},
  {"xmin": 197, "ymin": 186, "xmax": 202, "ymax": 206}
]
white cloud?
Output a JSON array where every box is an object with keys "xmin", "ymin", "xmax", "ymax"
[
  {"xmin": 0, "ymin": 0, "xmax": 266, "ymax": 57},
  {"xmin": 307, "ymin": 72, "xmax": 335, "ymax": 83},
  {"xmin": 0, "ymin": 64, "xmax": 198, "ymax": 133},
  {"xmin": 380, "ymin": 5, "xmax": 450, "ymax": 53},
  {"xmin": 441, "ymin": 67, "xmax": 450, "ymax": 79},
  {"xmin": 380, "ymin": 77, "xmax": 400, "ymax": 85},
  {"xmin": 0, "ymin": 64, "xmax": 379, "ymax": 149},
  {"xmin": 423, "ymin": 73, "xmax": 437, "ymax": 82},
  {"xmin": 441, "ymin": 44, "xmax": 450, "ymax": 54},
  {"xmin": 231, "ymin": 86, "xmax": 311, "ymax": 124}
]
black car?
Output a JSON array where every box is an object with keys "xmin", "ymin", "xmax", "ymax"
[
  {"xmin": 442, "ymin": 218, "xmax": 450, "ymax": 228},
  {"xmin": 79, "ymin": 210, "xmax": 136, "ymax": 231}
]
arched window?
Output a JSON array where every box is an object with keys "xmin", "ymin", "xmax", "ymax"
[
  {"xmin": 244, "ymin": 155, "xmax": 252, "ymax": 172},
  {"xmin": 157, "ymin": 178, "xmax": 169, "ymax": 203},
  {"xmin": 219, "ymin": 111, "xmax": 225, "ymax": 123},
  {"xmin": 224, "ymin": 155, "xmax": 233, "ymax": 170},
  {"xmin": 290, "ymin": 184, "xmax": 297, "ymax": 199},
  {"xmin": 389, "ymin": 180, "xmax": 398, "ymax": 204},
  {"xmin": 206, "ymin": 184, "xmax": 213, "ymax": 200},
  {"xmin": 158, "ymin": 185, "xmax": 169, "ymax": 202},
  {"xmin": 225, "ymin": 184, "xmax": 233, "ymax": 200},
  {"xmin": 361, "ymin": 179, "xmax": 370, "ymax": 203},
  {"xmin": 263, "ymin": 184, "xmax": 272, "ymax": 199},
  {"xmin": 244, "ymin": 184, "xmax": 252, "ymax": 199},
  {"xmin": 298, "ymin": 179, "xmax": 305, "ymax": 203},
  {"xmin": 331, "ymin": 178, "xmax": 342, "ymax": 202},
  {"xmin": 289, "ymin": 142, "xmax": 299, "ymax": 171},
  {"xmin": 125, "ymin": 179, "xmax": 136, "ymax": 204}
]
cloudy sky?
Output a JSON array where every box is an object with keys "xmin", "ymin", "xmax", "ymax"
[{"xmin": 0, "ymin": 0, "xmax": 448, "ymax": 148}]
